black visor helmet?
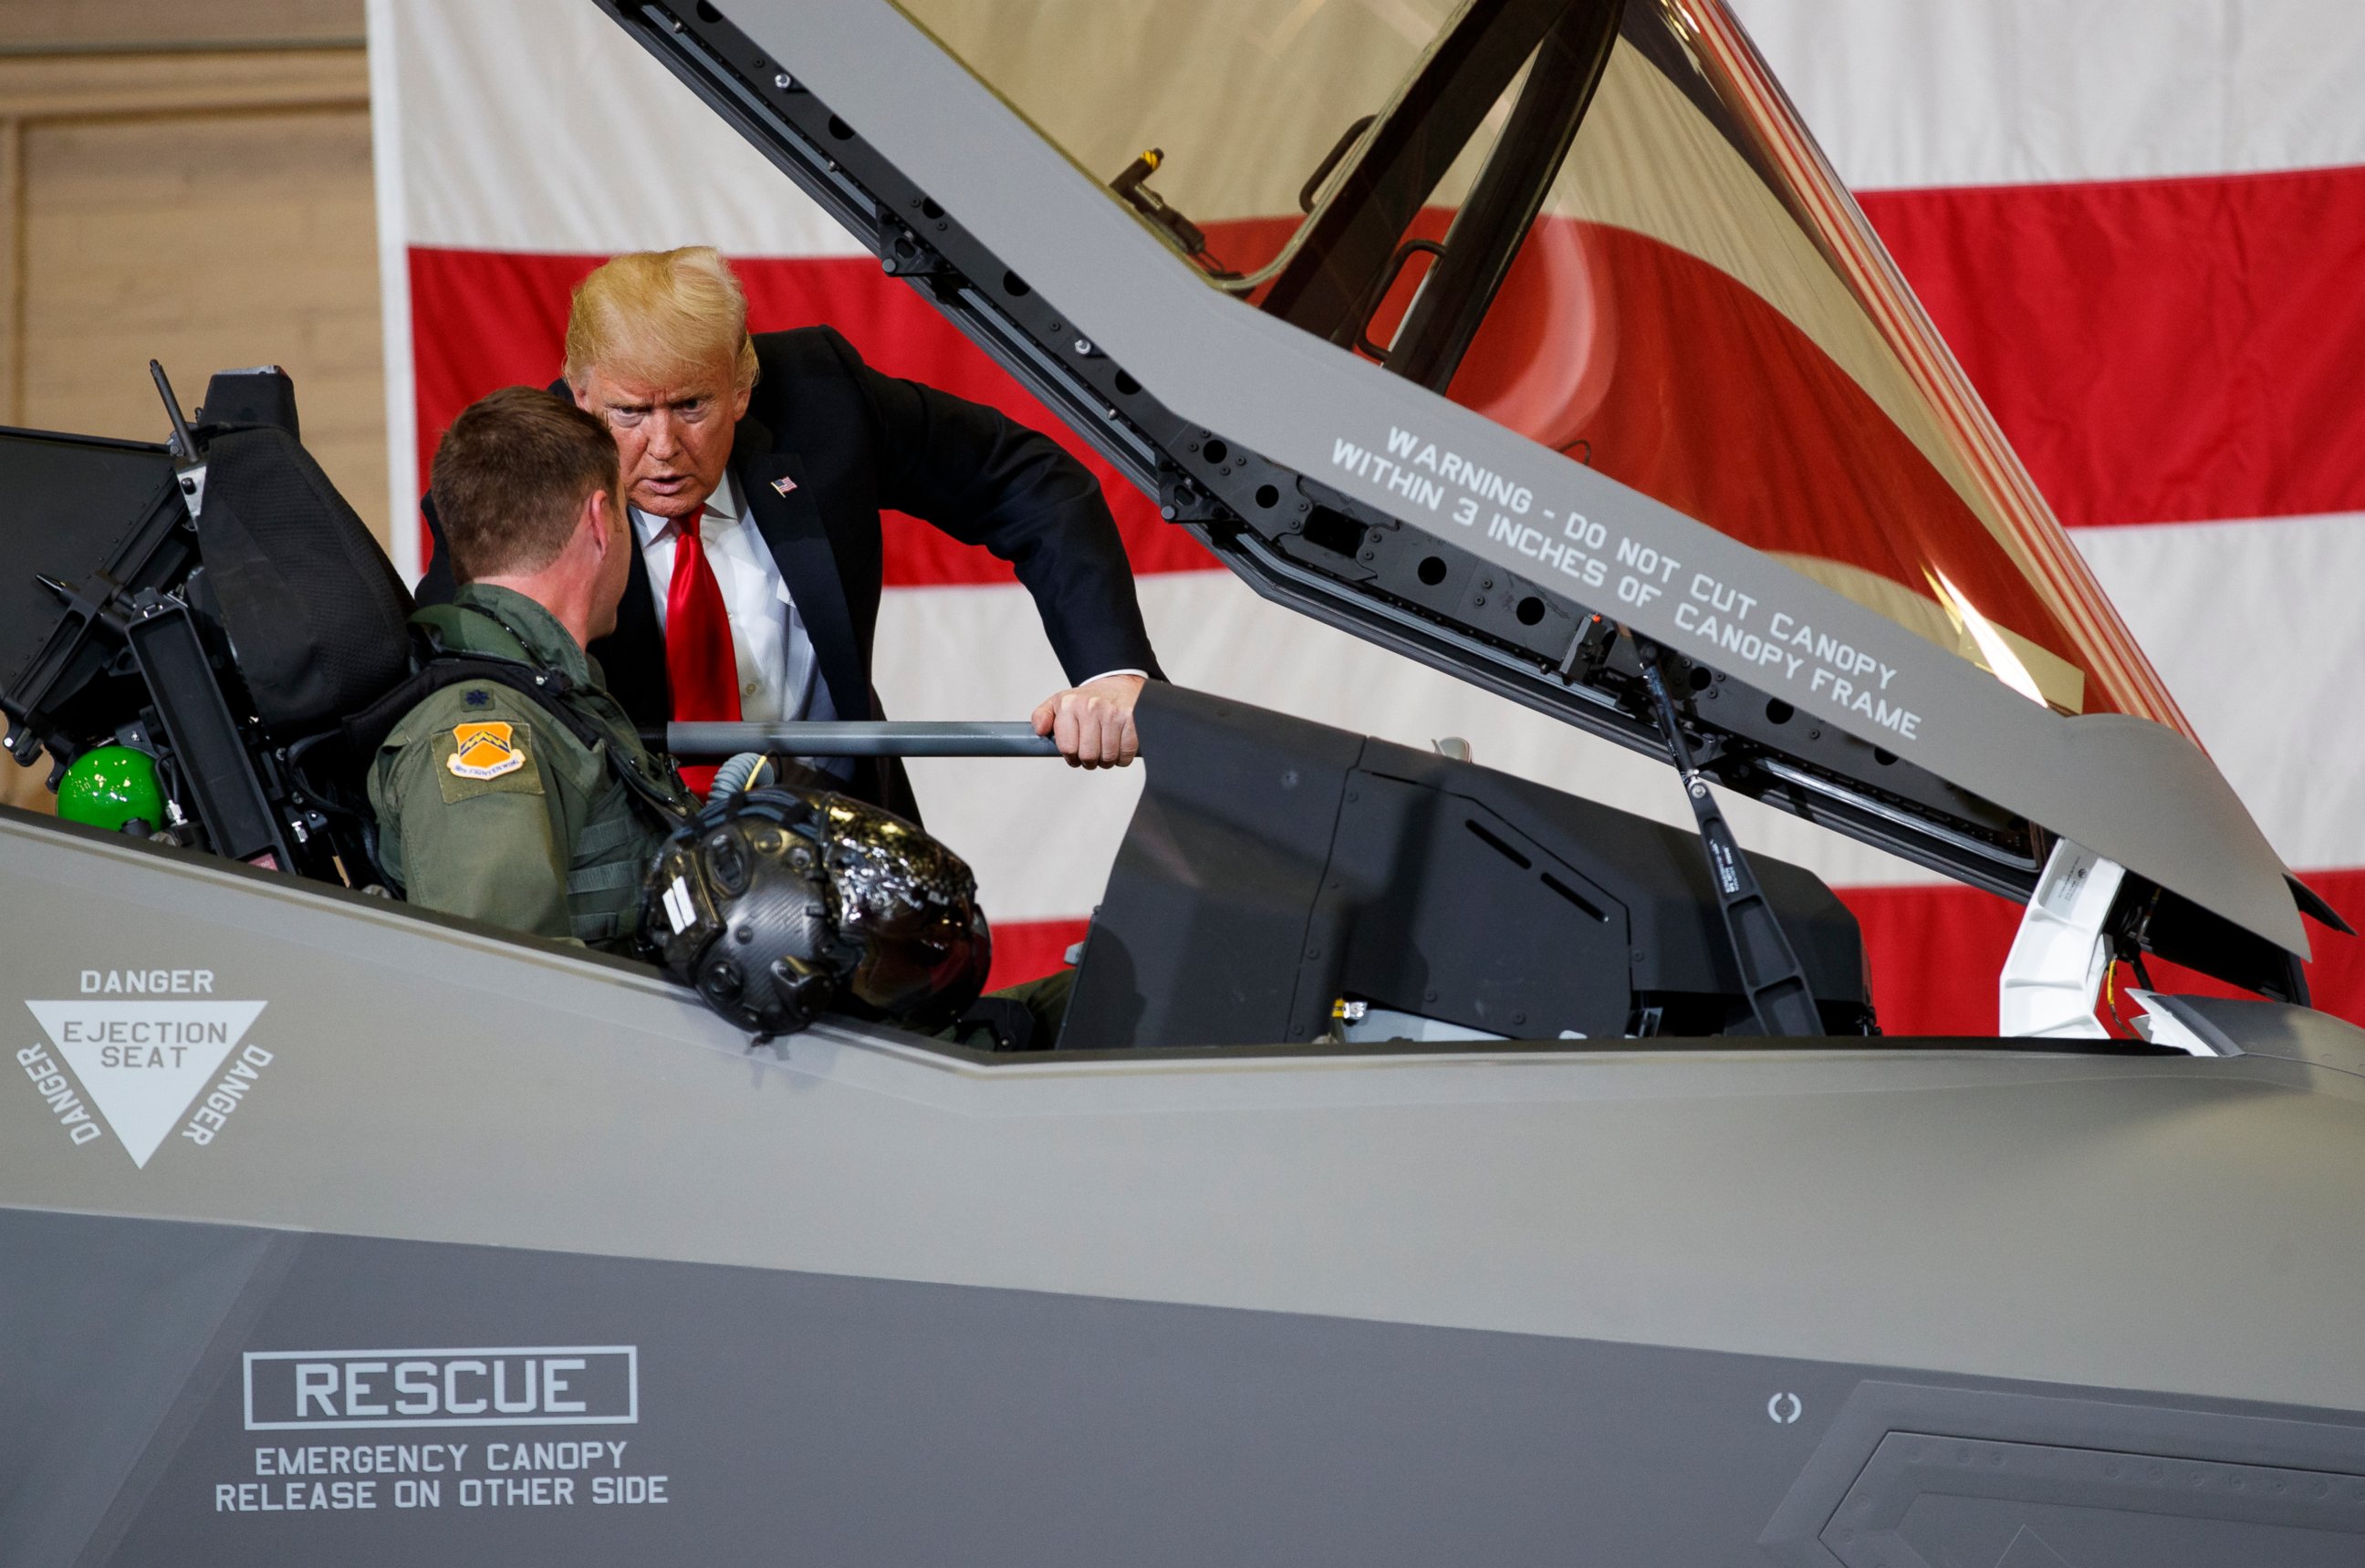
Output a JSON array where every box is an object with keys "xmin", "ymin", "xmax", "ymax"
[{"xmin": 642, "ymin": 787, "xmax": 991, "ymax": 1035}]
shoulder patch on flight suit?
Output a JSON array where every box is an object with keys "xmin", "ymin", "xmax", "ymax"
[
  {"xmin": 434, "ymin": 721, "xmax": 545, "ymax": 802},
  {"xmin": 449, "ymin": 722, "xmax": 525, "ymax": 779}
]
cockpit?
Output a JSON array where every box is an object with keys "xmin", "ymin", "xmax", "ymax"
[{"xmin": 0, "ymin": 361, "xmax": 1887, "ymax": 1053}]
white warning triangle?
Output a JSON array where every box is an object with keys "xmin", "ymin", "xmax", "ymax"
[{"xmin": 25, "ymin": 1000, "xmax": 266, "ymax": 1168}]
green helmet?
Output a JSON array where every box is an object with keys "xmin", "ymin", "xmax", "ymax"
[{"xmin": 57, "ymin": 745, "xmax": 165, "ymax": 834}]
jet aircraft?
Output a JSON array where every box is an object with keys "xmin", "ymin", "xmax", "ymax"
[{"xmin": 2, "ymin": 2, "xmax": 2360, "ymax": 1563}]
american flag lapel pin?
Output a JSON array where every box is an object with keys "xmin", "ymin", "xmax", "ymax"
[{"xmin": 772, "ymin": 474, "xmax": 797, "ymax": 497}]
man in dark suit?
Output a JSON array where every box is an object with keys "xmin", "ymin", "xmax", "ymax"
[{"xmin": 418, "ymin": 246, "xmax": 1161, "ymax": 815}]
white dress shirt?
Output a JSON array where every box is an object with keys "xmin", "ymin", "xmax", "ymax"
[{"xmin": 631, "ymin": 471, "xmax": 836, "ymax": 725}]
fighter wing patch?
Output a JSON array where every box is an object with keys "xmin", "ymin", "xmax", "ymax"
[
  {"xmin": 432, "ymin": 719, "xmax": 542, "ymax": 804},
  {"xmin": 447, "ymin": 721, "xmax": 526, "ymax": 780}
]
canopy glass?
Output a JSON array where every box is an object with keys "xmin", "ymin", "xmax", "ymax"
[{"xmin": 892, "ymin": 0, "xmax": 2189, "ymax": 732}]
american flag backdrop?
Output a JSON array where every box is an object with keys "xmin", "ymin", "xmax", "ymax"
[{"xmin": 366, "ymin": 0, "xmax": 2365, "ymax": 1031}]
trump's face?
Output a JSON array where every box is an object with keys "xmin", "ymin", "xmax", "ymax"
[{"xmin": 574, "ymin": 352, "xmax": 753, "ymax": 521}]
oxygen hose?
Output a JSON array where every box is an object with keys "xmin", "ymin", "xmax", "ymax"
[{"xmin": 708, "ymin": 752, "xmax": 775, "ymax": 800}]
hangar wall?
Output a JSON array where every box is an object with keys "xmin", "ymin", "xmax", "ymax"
[{"xmin": 0, "ymin": 0, "xmax": 385, "ymax": 814}]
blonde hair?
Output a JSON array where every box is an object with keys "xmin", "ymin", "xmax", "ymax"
[{"xmin": 563, "ymin": 246, "xmax": 760, "ymax": 392}]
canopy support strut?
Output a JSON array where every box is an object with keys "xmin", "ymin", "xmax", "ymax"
[
  {"xmin": 1639, "ymin": 652, "xmax": 1823, "ymax": 1038},
  {"xmin": 1998, "ymin": 839, "xmax": 2125, "ymax": 1038}
]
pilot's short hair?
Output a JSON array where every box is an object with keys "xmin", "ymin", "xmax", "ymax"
[
  {"xmin": 431, "ymin": 387, "xmax": 620, "ymax": 583},
  {"xmin": 563, "ymin": 246, "xmax": 760, "ymax": 394}
]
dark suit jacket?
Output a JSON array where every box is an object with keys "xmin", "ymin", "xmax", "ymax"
[{"xmin": 419, "ymin": 327, "xmax": 1163, "ymax": 817}]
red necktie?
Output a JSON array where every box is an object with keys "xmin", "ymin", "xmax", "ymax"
[{"xmin": 664, "ymin": 507, "xmax": 740, "ymax": 796}]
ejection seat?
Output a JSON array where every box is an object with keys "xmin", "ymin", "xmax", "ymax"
[{"xmin": 0, "ymin": 366, "xmax": 421, "ymax": 890}]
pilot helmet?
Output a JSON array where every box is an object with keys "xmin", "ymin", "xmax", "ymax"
[{"xmin": 641, "ymin": 787, "xmax": 991, "ymax": 1036}]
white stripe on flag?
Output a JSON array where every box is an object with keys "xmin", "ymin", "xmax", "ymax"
[
  {"xmin": 386, "ymin": 0, "xmax": 864, "ymax": 257},
  {"xmin": 365, "ymin": 0, "xmax": 421, "ymax": 577},
  {"xmin": 1729, "ymin": 0, "xmax": 2365, "ymax": 190},
  {"xmin": 2071, "ymin": 513, "xmax": 2365, "ymax": 876},
  {"xmin": 878, "ymin": 513, "xmax": 2365, "ymax": 925}
]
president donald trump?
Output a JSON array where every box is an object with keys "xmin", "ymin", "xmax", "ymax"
[{"xmin": 420, "ymin": 245, "xmax": 1161, "ymax": 809}]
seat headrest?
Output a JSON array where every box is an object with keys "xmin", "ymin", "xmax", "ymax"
[{"xmin": 198, "ymin": 426, "xmax": 414, "ymax": 732}]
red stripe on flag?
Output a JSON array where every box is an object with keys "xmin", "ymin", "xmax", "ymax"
[
  {"xmin": 407, "ymin": 246, "xmax": 1213, "ymax": 584},
  {"xmin": 988, "ymin": 870, "xmax": 2365, "ymax": 1034},
  {"xmin": 416, "ymin": 160, "xmax": 2365, "ymax": 548},
  {"xmin": 1860, "ymin": 164, "xmax": 2365, "ymax": 528},
  {"xmin": 983, "ymin": 917, "xmax": 1090, "ymax": 995}
]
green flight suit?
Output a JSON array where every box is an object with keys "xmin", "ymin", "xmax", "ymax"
[{"xmin": 366, "ymin": 583, "xmax": 694, "ymax": 948}]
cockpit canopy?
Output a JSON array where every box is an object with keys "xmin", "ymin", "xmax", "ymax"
[
  {"xmin": 896, "ymin": 0, "xmax": 2183, "ymax": 730},
  {"xmin": 579, "ymin": 0, "xmax": 2324, "ymax": 977}
]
